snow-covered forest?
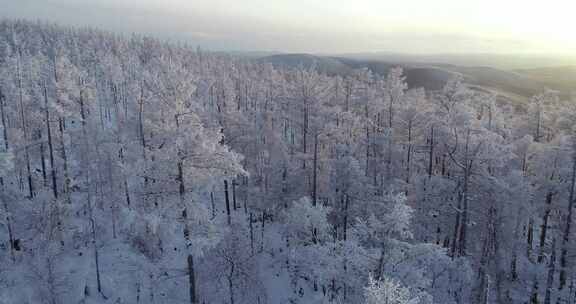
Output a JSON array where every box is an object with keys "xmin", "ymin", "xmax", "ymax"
[{"xmin": 0, "ymin": 20, "xmax": 576, "ymax": 304}]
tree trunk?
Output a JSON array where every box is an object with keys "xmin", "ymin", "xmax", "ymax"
[
  {"xmin": 451, "ymin": 194, "xmax": 462, "ymax": 258},
  {"xmin": 365, "ymin": 104, "xmax": 369, "ymax": 177},
  {"xmin": 510, "ymin": 212, "xmax": 522, "ymax": 281},
  {"xmin": 544, "ymin": 239, "xmax": 556, "ymax": 304},
  {"xmin": 538, "ymin": 192, "xmax": 554, "ymax": 263},
  {"xmin": 261, "ymin": 210, "xmax": 265, "ymax": 253},
  {"xmin": 187, "ymin": 254, "xmax": 199, "ymax": 304},
  {"xmin": 210, "ymin": 191, "xmax": 215, "ymax": 219},
  {"xmin": 91, "ymin": 217, "xmax": 103, "ymax": 295},
  {"xmin": 530, "ymin": 277, "xmax": 539, "ymax": 304},
  {"xmin": 312, "ymin": 132, "xmax": 318, "ymax": 206},
  {"xmin": 228, "ymin": 263, "xmax": 235, "ymax": 304},
  {"xmin": 224, "ymin": 180, "xmax": 231, "ymax": 225},
  {"xmin": 302, "ymin": 96, "xmax": 308, "ymax": 170},
  {"xmin": 115, "ymin": 110, "xmax": 131, "ymax": 207},
  {"xmin": 385, "ymin": 89, "xmax": 396, "ymax": 185},
  {"xmin": 232, "ymin": 179, "xmax": 237, "ymax": 211},
  {"xmin": 343, "ymin": 194, "xmax": 349, "ymax": 241},
  {"xmin": 559, "ymin": 149, "xmax": 576, "ymax": 289},
  {"xmin": 43, "ymin": 84, "xmax": 58, "ymax": 199},
  {"xmin": 17, "ymin": 54, "xmax": 34, "ymax": 198},
  {"xmin": 458, "ymin": 129, "xmax": 472, "ymax": 257},
  {"xmin": 375, "ymin": 247, "xmax": 385, "ymax": 280},
  {"xmin": 59, "ymin": 118, "xmax": 71, "ymax": 204},
  {"xmin": 535, "ymin": 107, "xmax": 542, "ymax": 142},
  {"xmin": 428, "ymin": 127, "xmax": 434, "ymax": 178},
  {"xmin": 249, "ymin": 212, "xmax": 254, "ymax": 255},
  {"xmin": 2, "ymin": 198, "xmax": 16, "ymax": 263},
  {"xmin": 527, "ymin": 217, "xmax": 534, "ymax": 258},
  {"xmin": 40, "ymin": 140, "xmax": 47, "ymax": 187},
  {"xmin": 138, "ymin": 85, "xmax": 149, "ymax": 188},
  {"xmin": 406, "ymin": 119, "xmax": 413, "ymax": 186},
  {"xmin": 0, "ymin": 86, "xmax": 9, "ymax": 150},
  {"xmin": 178, "ymin": 160, "xmax": 185, "ymax": 206}
]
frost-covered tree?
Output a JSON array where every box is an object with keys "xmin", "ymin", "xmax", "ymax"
[
  {"xmin": 364, "ymin": 275, "xmax": 422, "ymax": 304},
  {"xmin": 1, "ymin": 19, "xmax": 575, "ymax": 304}
]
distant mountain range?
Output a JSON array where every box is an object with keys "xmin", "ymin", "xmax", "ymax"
[
  {"xmin": 340, "ymin": 52, "xmax": 576, "ymax": 70},
  {"xmin": 258, "ymin": 53, "xmax": 575, "ymax": 102}
]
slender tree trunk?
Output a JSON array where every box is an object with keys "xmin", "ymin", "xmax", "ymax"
[
  {"xmin": 538, "ymin": 192, "xmax": 554, "ymax": 263},
  {"xmin": 312, "ymin": 132, "xmax": 318, "ymax": 206},
  {"xmin": 228, "ymin": 263, "xmax": 235, "ymax": 304},
  {"xmin": 476, "ymin": 207, "xmax": 497, "ymax": 304},
  {"xmin": 40, "ymin": 140, "xmax": 47, "ymax": 187},
  {"xmin": 365, "ymin": 104, "xmax": 370, "ymax": 177},
  {"xmin": 510, "ymin": 211, "xmax": 522, "ymax": 281},
  {"xmin": 43, "ymin": 84, "xmax": 58, "ymax": 199},
  {"xmin": 375, "ymin": 247, "xmax": 385, "ymax": 280},
  {"xmin": 178, "ymin": 160, "xmax": 185, "ymax": 206},
  {"xmin": 106, "ymin": 153, "xmax": 118, "ymax": 239},
  {"xmin": 232, "ymin": 179, "xmax": 237, "ymax": 211},
  {"xmin": 243, "ymin": 190, "xmax": 248, "ymax": 214},
  {"xmin": 527, "ymin": 217, "xmax": 534, "ymax": 258},
  {"xmin": 90, "ymin": 217, "xmax": 103, "ymax": 295},
  {"xmin": 123, "ymin": 178, "xmax": 131, "ymax": 206},
  {"xmin": 458, "ymin": 129, "xmax": 472, "ymax": 257},
  {"xmin": 114, "ymin": 98, "xmax": 131, "ymax": 206},
  {"xmin": 224, "ymin": 180, "xmax": 231, "ymax": 225},
  {"xmin": 261, "ymin": 210, "xmax": 265, "ymax": 253},
  {"xmin": 138, "ymin": 85, "xmax": 149, "ymax": 188},
  {"xmin": 0, "ymin": 87, "xmax": 7, "ymax": 203},
  {"xmin": 406, "ymin": 120, "xmax": 412, "ymax": 186},
  {"xmin": 2, "ymin": 198, "xmax": 16, "ymax": 263},
  {"xmin": 535, "ymin": 107, "xmax": 542, "ymax": 143},
  {"xmin": 210, "ymin": 191, "xmax": 215, "ymax": 219},
  {"xmin": 187, "ymin": 254, "xmax": 199, "ymax": 304},
  {"xmin": 0, "ymin": 87, "xmax": 9, "ymax": 151},
  {"xmin": 302, "ymin": 96, "xmax": 308, "ymax": 170},
  {"xmin": 459, "ymin": 170, "xmax": 470, "ymax": 257},
  {"xmin": 544, "ymin": 239, "xmax": 557, "ymax": 304},
  {"xmin": 343, "ymin": 194, "xmax": 349, "ymax": 241},
  {"xmin": 451, "ymin": 194, "xmax": 462, "ymax": 258},
  {"xmin": 385, "ymin": 92, "xmax": 396, "ymax": 185},
  {"xmin": 345, "ymin": 81, "xmax": 351, "ymax": 112},
  {"xmin": 426, "ymin": 126, "xmax": 435, "ymax": 249},
  {"xmin": 59, "ymin": 118, "xmax": 71, "ymax": 204},
  {"xmin": 53, "ymin": 58, "xmax": 70, "ymax": 204},
  {"xmin": 17, "ymin": 54, "xmax": 34, "ymax": 198},
  {"xmin": 559, "ymin": 149, "xmax": 576, "ymax": 289},
  {"xmin": 249, "ymin": 212, "xmax": 254, "ymax": 255},
  {"xmin": 530, "ymin": 277, "xmax": 539, "ymax": 304}
]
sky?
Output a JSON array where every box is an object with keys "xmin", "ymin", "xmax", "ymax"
[{"xmin": 1, "ymin": 0, "xmax": 575, "ymax": 54}]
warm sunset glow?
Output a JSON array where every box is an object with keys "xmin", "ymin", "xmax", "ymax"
[{"xmin": 1, "ymin": 0, "xmax": 575, "ymax": 54}]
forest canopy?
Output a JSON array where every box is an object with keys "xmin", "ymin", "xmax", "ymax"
[{"xmin": 0, "ymin": 20, "xmax": 575, "ymax": 304}]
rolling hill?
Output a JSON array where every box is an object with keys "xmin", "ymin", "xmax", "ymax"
[
  {"xmin": 515, "ymin": 66, "xmax": 576, "ymax": 94},
  {"xmin": 259, "ymin": 54, "xmax": 575, "ymax": 101}
]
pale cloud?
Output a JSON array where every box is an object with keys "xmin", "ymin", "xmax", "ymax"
[{"xmin": 0, "ymin": 0, "xmax": 574, "ymax": 54}]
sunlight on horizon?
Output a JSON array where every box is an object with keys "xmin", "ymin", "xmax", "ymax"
[
  {"xmin": 157, "ymin": 0, "xmax": 576, "ymax": 53},
  {"xmin": 1, "ymin": 0, "xmax": 575, "ymax": 54}
]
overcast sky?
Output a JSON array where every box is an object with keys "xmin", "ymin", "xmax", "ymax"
[{"xmin": 1, "ymin": 0, "xmax": 575, "ymax": 54}]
